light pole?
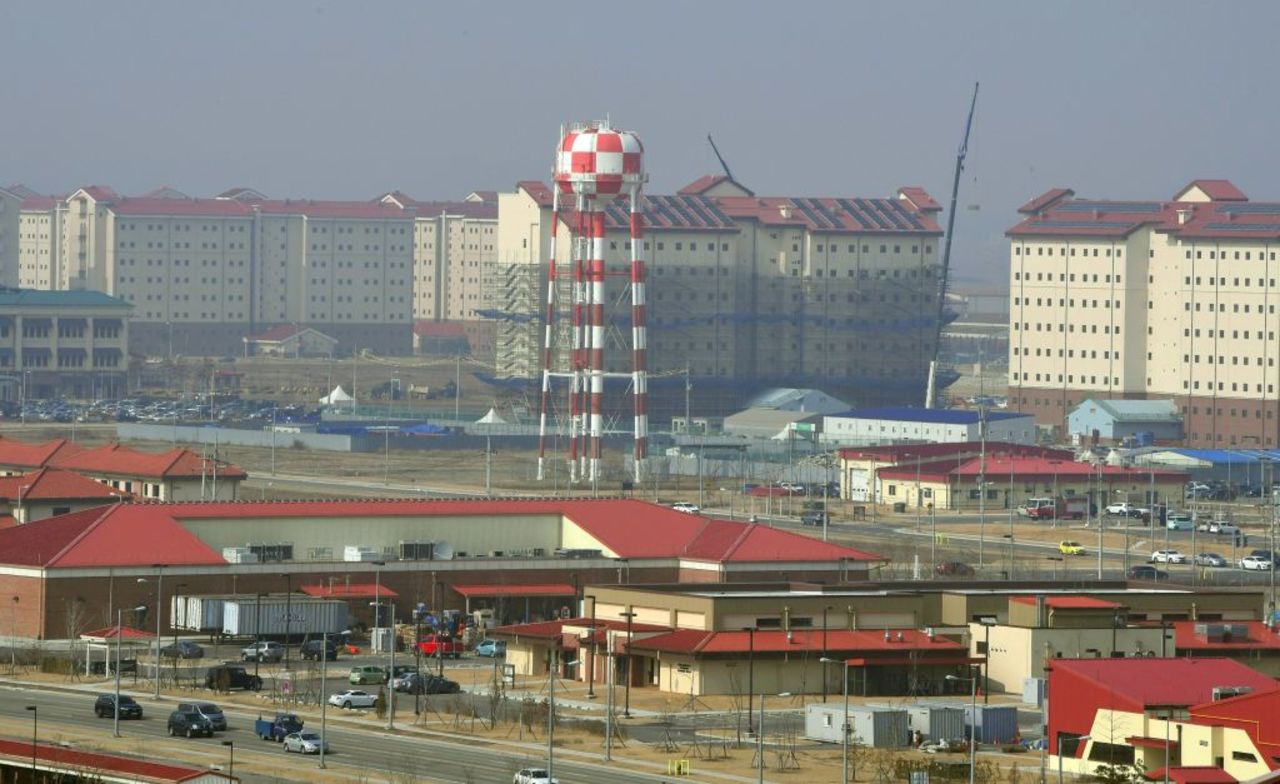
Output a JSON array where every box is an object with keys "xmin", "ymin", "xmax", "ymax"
[
  {"xmin": 547, "ymin": 648, "xmax": 578, "ymax": 784},
  {"xmin": 946, "ymin": 671, "xmax": 978, "ymax": 784},
  {"xmin": 620, "ymin": 609, "xmax": 636, "ymax": 718},
  {"xmin": 25, "ymin": 705, "xmax": 36, "ymax": 781},
  {"xmin": 821, "ymin": 605, "xmax": 832, "ymax": 703},
  {"xmin": 221, "ymin": 740, "xmax": 234, "ymax": 777},
  {"xmin": 758, "ymin": 691, "xmax": 792, "ymax": 784},
  {"xmin": 253, "ymin": 592, "xmax": 266, "ymax": 680},
  {"xmin": 977, "ymin": 616, "xmax": 998, "ymax": 704},
  {"xmin": 821, "ymin": 657, "xmax": 850, "ymax": 784},
  {"xmin": 585, "ymin": 594, "xmax": 597, "ymax": 699},
  {"xmin": 1056, "ymin": 732, "xmax": 1090, "ymax": 784},
  {"xmin": 10, "ymin": 595, "xmax": 18, "ymax": 673},
  {"xmin": 114, "ymin": 605, "xmax": 146, "ymax": 738},
  {"xmin": 281, "ymin": 573, "xmax": 292, "ymax": 669},
  {"xmin": 149, "ymin": 564, "xmax": 166, "ymax": 700},
  {"xmin": 385, "ymin": 600, "xmax": 396, "ymax": 730},
  {"xmin": 745, "ymin": 626, "xmax": 756, "ymax": 734}
]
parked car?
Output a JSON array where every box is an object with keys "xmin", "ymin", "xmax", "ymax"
[
  {"xmin": 474, "ymin": 639, "xmax": 507, "ymax": 658},
  {"xmin": 159, "ymin": 640, "xmax": 205, "ymax": 659},
  {"xmin": 1106, "ymin": 502, "xmax": 1144, "ymax": 517},
  {"xmin": 176, "ymin": 702, "xmax": 225, "ymax": 731},
  {"xmin": 301, "ymin": 638, "xmax": 338, "ymax": 661},
  {"xmin": 329, "ymin": 689, "xmax": 379, "ymax": 709},
  {"xmin": 1128, "ymin": 565, "xmax": 1170, "ymax": 581},
  {"xmin": 348, "ymin": 666, "xmax": 387, "ymax": 685},
  {"xmin": 416, "ymin": 635, "xmax": 465, "ymax": 659},
  {"xmin": 1150, "ymin": 550, "xmax": 1187, "ymax": 564},
  {"xmin": 283, "ymin": 730, "xmax": 328, "ymax": 755},
  {"xmin": 1210, "ymin": 521, "xmax": 1241, "ymax": 535},
  {"xmin": 514, "ymin": 769, "xmax": 558, "ymax": 784},
  {"xmin": 1059, "ymin": 541, "xmax": 1085, "ymax": 556},
  {"xmin": 671, "ymin": 502, "xmax": 700, "ymax": 513},
  {"xmin": 1239, "ymin": 555, "xmax": 1273, "ymax": 571},
  {"xmin": 1165, "ymin": 512, "xmax": 1194, "ymax": 531},
  {"xmin": 395, "ymin": 672, "xmax": 461, "ymax": 695},
  {"xmin": 241, "ymin": 641, "xmax": 285, "ymax": 663},
  {"xmin": 204, "ymin": 665, "xmax": 263, "ymax": 692},
  {"xmin": 1248, "ymin": 550, "xmax": 1280, "ymax": 566},
  {"xmin": 1185, "ymin": 483, "xmax": 1212, "ymax": 499},
  {"xmin": 1194, "ymin": 552, "xmax": 1228, "ymax": 568},
  {"xmin": 94, "ymin": 694, "xmax": 142, "ymax": 719},
  {"xmin": 167, "ymin": 709, "xmax": 215, "ymax": 738},
  {"xmin": 935, "ymin": 561, "xmax": 975, "ymax": 577}
]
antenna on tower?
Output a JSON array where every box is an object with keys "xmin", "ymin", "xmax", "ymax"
[
  {"xmin": 706, "ymin": 134, "xmax": 736, "ymax": 182},
  {"xmin": 925, "ymin": 82, "xmax": 980, "ymax": 409}
]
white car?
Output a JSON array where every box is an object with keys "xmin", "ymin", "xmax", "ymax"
[
  {"xmin": 1150, "ymin": 550, "xmax": 1187, "ymax": 564},
  {"xmin": 671, "ymin": 502, "xmax": 700, "ymax": 514},
  {"xmin": 1105, "ymin": 502, "xmax": 1142, "ymax": 516},
  {"xmin": 513, "ymin": 769, "xmax": 559, "ymax": 784},
  {"xmin": 1210, "ymin": 521, "xmax": 1241, "ymax": 535},
  {"xmin": 328, "ymin": 690, "xmax": 378, "ymax": 709},
  {"xmin": 1165, "ymin": 513, "xmax": 1194, "ymax": 531},
  {"xmin": 282, "ymin": 730, "xmax": 328, "ymax": 754},
  {"xmin": 1240, "ymin": 555, "xmax": 1273, "ymax": 571}
]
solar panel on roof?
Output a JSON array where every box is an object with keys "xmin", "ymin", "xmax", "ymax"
[
  {"xmin": 853, "ymin": 198, "xmax": 893, "ymax": 230},
  {"xmin": 871, "ymin": 199, "xmax": 912, "ymax": 231},
  {"xmin": 646, "ymin": 196, "xmax": 677, "ymax": 227},
  {"xmin": 834, "ymin": 199, "xmax": 870, "ymax": 230},
  {"xmin": 663, "ymin": 196, "xmax": 701, "ymax": 227},
  {"xmin": 1218, "ymin": 203, "xmax": 1280, "ymax": 215},
  {"xmin": 1204, "ymin": 223, "xmax": 1280, "ymax": 232},
  {"xmin": 792, "ymin": 199, "xmax": 835, "ymax": 230},
  {"xmin": 884, "ymin": 199, "xmax": 925, "ymax": 230},
  {"xmin": 1032, "ymin": 220, "xmax": 1137, "ymax": 230},
  {"xmin": 1056, "ymin": 201, "xmax": 1162, "ymax": 213},
  {"xmin": 682, "ymin": 196, "xmax": 723, "ymax": 229}
]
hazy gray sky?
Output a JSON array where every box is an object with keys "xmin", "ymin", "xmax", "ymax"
[{"xmin": 4, "ymin": 1, "xmax": 1277, "ymax": 282}]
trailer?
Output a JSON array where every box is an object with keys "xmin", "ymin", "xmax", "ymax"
[
  {"xmin": 904, "ymin": 705, "xmax": 966, "ymax": 743},
  {"xmin": 805, "ymin": 705, "xmax": 908, "ymax": 747},
  {"xmin": 170, "ymin": 595, "xmax": 226, "ymax": 632},
  {"xmin": 221, "ymin": 599, "xmax": 350, "ymax": 638}
]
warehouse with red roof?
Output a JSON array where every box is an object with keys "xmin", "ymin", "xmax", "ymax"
[{"xmin": 0, "ymin": 497, "xmax": 884, "ymax": 639}]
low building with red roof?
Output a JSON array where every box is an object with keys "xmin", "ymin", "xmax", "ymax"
[
  {"xmin": 0, "ymin": 467, "xmax": 128, "ymax": 523},
  {"xmin": 0, "ymin": 497, "xmax": 883, "ymax": 640},
  {"xmin": 837, "ymin": 441, "xmax": 1072, "ymax": 502},
  {"xmin": 0, "ymin": 436, "xmax": 246, "ymax": 502},
  {"xmin": 242, "ymin": 324, "xmax": 338, "ymax": 358},
  {"xmin": 872, "ymin": 451, "xmax": 1185, "ymax": 511},
  {"xmin": 1047, "ymin": 657, "xmax": 1280, "ymax": 780},
  {"xmin": 1173, "ymin": 621, "xmax": 1280, "ymax": 677},
  {"xmin": 0, "ymin": 735, "xmax": 235, "ymax": 784}
]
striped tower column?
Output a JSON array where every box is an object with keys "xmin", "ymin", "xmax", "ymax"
[
  {"xmin": 567, "ymin": 203, "xmax": 586, "ymax": 483},
  {"xmin": 535, "ymin": 190, "xmax": 561, "ymax": 482},
  {"xmin": 629, "ymin": 187, "xmax": 648, "ymax": 482},
  {"xmin": 587, "ymin": 206, "xmax": 607, "ymax": 482}
]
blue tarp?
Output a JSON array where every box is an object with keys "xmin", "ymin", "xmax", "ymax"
[{"xmin": 401, "ymin": 423, "xmax": 449, "ymax": 436}]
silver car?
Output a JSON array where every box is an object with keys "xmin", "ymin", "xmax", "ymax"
[
  {"xmin": 283, "ymin": 730, "xmax": 328, "ymax": 754},
  {"xmin": 1194, "ymin": 552, "xmax": 1227, "ymax": 568}
]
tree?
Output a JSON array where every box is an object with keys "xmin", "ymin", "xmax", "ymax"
[{"xmin": 1091, "ymin": 761, "xmax": 1147, "ymax": 784}]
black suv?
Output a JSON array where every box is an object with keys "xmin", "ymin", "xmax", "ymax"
[
  {"xmin": 204, "ymin": 665, "xmax": 263, "ymax": 692},
  {"xmin": 300, "ymin": 638, "xmax": 338, "ymax": 661},
  {"xmin": 94, "ymin": 694, "xmax": 142, "ymax": 719},
  {"xmin": 167, "ymin": 709, "xmax": 214, "ymax": 738},
  {"xmin": 800, "ymin": 512, "xmax": 827, "ymax": 526}
]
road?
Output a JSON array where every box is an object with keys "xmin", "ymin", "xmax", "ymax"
[{"xmin": 0, "ymin": 683, "xmax": 685, "ymax": 784}]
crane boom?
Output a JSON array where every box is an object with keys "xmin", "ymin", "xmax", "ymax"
[
  {"xmin": 926, "ymin": 81, "xmax": 979, "ymax": 409},
  {"xmin": 706, "ymin": 134, "xmax": 736, "ymax": 182}
]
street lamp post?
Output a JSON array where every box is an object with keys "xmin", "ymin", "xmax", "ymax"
[
  {"xmin": 620, "ymin": 609, "xmax": 636, "ymax": 718},
  {"xmin": 114, "ymin": 605, "xmax": 146, "ymax": 738},
  {"xmin": 385, "ymin": 601, "xmax": 396, "ymax": 730},
  {"xmin": 821, "ymin": 658, "xmax": 850, "ymax": 784},
  {"xmin": 758, "ymin": 691, "xmax": 792, "ymax": 784},
  {"xmin": 150, "ymin": 564, "xmax": 166, "ymax": 700},
  {"xmin": 221, "ymin": 740, "xmax": 234, "ymax": 777},
  {"xmin": 1056, "ymin": 733, "xmax": 1090, "ymax": 784},
  {"xmin": 946, "ymin": 671, "xmax": 978, "ymax": 784},
  {"xmin": 547, "ymin": 648, "xmax": 579, "ymax": 784},
  {"xmin": 821, "ymin": 605, "xmax": 832, "ymax": 703},
  {"xmin": 745, "ymin": 626, "xmax": 756, "ymax": 734},
  {"xmin": 585, "ymin": 594, "xmax": 597, "ymax": 699},
  {"xmin": 281, "ymin": 573, "xmax": 293, "ymax": 670},
  {"xmin": 320, "ymin": 630, "xmax": 330, "ymax": 768},
  {"xmin": 25, "ymin": 705, "xmax": 36, "ymax": 782},
  {"xmin": 253, "ymin": 592, "xmax": 266, "ymax": 680}
]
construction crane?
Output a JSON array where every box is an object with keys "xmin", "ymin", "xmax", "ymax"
[
  {"xmin": 925, "ymin": 81, "xmax": 979, "ymax": 409},
  {"xmin": 707, "ymin": 134, "xmax": 736, "ymax": 182}
]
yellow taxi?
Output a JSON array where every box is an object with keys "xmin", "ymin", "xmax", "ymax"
[{"xmin": 1059, "ymin": 540, "xmax": 1085, "ymax": 556}]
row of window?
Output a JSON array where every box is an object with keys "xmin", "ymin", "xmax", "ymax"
[
  {"xmin": 1014, "ymin": 323, "xmax": 1120, "ymax": 334},
  {"xmin": 1183, "ymin": 276, "xmax": 1278, "ymax": 287},
  {"xmin": 1015, "ymin": 272, "xmax": 1120, "ymax": 283},
  {"xmin": 1015, "ymin": 246, "xmax": 1121, "ymax": 257},
  {"xmin": 1014, "ymin": 348, "xmax": 1120, "ymax": 360},
  {"xmin": 1016, "ymin": 297, "xmax": 1121, "ymax": 309}
]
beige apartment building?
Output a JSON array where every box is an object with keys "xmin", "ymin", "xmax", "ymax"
[
  {"xmin": 1008, "ymin": 179, "xmax": 1280, "ymax": 446},
  {"xmin": 494, "ymin": 176, "xmax": 947, "ymax": 415},
  {"xmin": 17, "ymin": 186, "xmax": 417, "ymax": 356}
]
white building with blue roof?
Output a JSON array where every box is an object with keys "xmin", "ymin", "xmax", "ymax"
[{"xmin": 821, "ymin": 406, "xmax": 1036, "ymax": 446}]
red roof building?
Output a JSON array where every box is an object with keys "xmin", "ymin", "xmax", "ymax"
[
  {"xmin": 1046, "ymin": 657, "xmax": 1280, "ymax": 778},
  {"xmin": 0, "ymin": 736, "xmax": 236, "ymax": 784},
  {"xmin": 0, "ymin": 467, "xmax": 128, "ymax": 523}
]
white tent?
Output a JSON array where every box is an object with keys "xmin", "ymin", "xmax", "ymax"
[
  {"xmin": 319, "ymin": 385, "xmax": 355, "ymax": 405},
  {"xmin": 475, "ymin": 407, "xmax": 508, "ymax": 424}
]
